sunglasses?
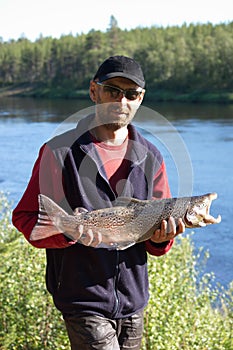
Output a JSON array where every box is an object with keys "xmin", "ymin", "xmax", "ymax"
[{"xmin": 95, "ymin": 81, "xmax": 145, "ymax": 101}]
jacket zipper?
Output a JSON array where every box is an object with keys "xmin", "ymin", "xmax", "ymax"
[
  {"xmin": 57, "ymin": 252, "xmax": 65, "ymax": 291},
  {"xmin": 112, "ymin": 250, "xmax": 120, "ymax": 317},
  {"xmin": 80, "ymin": 144, "xmax": 122, "ymax": 316}
]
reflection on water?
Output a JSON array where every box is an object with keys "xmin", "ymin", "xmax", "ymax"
[
  {"xmin": 145, "ymin": 99, "xmax": 233, "ymax": 124},
  {"xmin": 0, "ymin": 97, "xmax": 92, "ymax": 122},
  {"xmin": 0, "ymin": 97, "xmax": 232, "ymax": 288},
  {"xmin": 1, "ymin": 96, "xmax": 233, "ymax": 123}
]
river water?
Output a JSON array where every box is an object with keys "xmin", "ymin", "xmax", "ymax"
[{"xmin": 0, "ymin": 97, "xmax": 232, "ymax": 288}]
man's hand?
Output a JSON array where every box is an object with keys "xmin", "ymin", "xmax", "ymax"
[
  {"xmin": 72, "ymin": 208, "xmax": 103, "ymax": 247},
  {"xmin": 150, "ymin": 217, "xmax": 185, "ymax": 244},
  {"xmin": 76, "ymin": 225, "xmax": 102, "ymax": 247}
]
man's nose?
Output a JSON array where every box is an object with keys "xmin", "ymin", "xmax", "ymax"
[{"xmin": 116, "ymin": 92, "xmax": 128, "ymax": 103}]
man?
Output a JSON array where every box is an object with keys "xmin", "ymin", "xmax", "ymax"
[{"xmin": 12, "ymin": 55, "xmax": 185, "ymax": 349}]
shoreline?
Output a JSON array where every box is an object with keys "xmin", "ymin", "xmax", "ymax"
[{"xmin": 0, "ymin": 84, "xmax": 233, "ymax": 104}]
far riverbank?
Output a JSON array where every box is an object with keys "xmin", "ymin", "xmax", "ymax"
[{"xmin": 0, "ymin": 83, "xmax": 233, "ymax": 104}]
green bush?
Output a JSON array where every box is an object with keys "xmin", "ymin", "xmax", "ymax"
[
  {"xmin": 0, "ymin": 241, "xmax": 69, "ymax": 349},
  {"xmin": 143, "ymin": 237, "xmax": 233, "ymax": 350},
  {"xmin": 0, "ymin": 193, "xmax": 232, "ymax": 349},
  {"xmin": 0, "ymin": 192, "xmax": 69, "ymax": 349}
]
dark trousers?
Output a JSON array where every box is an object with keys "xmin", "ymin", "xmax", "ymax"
[{"xmin": 63, "ymin": 311, "xmax": 144, "ymax": 350}]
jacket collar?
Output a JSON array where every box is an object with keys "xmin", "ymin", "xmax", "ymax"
[{"xmin": 75, "ymin": 114, "xmax": 149, "ymax": 167}]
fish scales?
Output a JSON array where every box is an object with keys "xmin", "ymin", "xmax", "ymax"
[{"xmin": 30, "ymin": 193, "xmax": 221, "ymax": 250}]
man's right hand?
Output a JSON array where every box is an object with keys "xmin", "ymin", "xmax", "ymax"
[{"xmin": 76, "ymin": 225, "xmax": 102, "ymax": 247}]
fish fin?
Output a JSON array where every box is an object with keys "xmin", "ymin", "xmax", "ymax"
[
  {"xmin": 113, "ymin": 197, "xmax": 149, "ymax": 207},
  {"xmin": 38, "ymin": 194, "xmax": 68, "ymax": 217},
  {"xmin": 30, "ymin": 194, "xmax": 67, "ymax": 241},
  {"xmin": 116, "ymin": 241, "xmax": 136, "ymax": 250},
  {"xmin": 30, "ymin": 223, "xmax": 62, "ymax": 241},
  {"xmin": 73, "ymin": 207, "xmax": 88, "ymax": 215}
]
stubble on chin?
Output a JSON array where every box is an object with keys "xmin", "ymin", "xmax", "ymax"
[
  {"xmin": 103, "ymin": 122, "xmax": 127, "ymax": 131},
  {"xmin": 94, "ymin": 100, "xmax": 137, "ymax": 130}
]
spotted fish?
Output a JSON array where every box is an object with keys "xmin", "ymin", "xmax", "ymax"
[{"xmin": 30, "ymin": 193, "xmax": 221, "ymax": 250}]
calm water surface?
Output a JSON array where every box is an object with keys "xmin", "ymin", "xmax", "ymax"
[{"xmin": 0, "ymin": 97, "xmax": 232, "ymax": 288}]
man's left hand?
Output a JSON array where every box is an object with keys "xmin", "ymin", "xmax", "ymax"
[{"xmin": 150, "ymin": 217, "xmax": 185, "ymax": 243}]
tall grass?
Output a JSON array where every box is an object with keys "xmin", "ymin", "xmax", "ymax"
[{"xmin": 0, "ymin": 193, "xmax": 232, "ymax": 349}]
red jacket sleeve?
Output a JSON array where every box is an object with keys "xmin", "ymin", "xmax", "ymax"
[
  {"xmin": 145, "ymin": 160, "xmax": 174, "ymax": 256},
  {"xmin": 145, "ymin": 239, "xmax": 174, "ymax": 256},
  {"xmin": 12, "ymin": 144, "xmax": 76, "ymax": 249}
]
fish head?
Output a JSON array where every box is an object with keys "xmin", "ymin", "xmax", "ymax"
[{"xmin": 184, "ymin": 192, "xmax": 221, "ymax": 228}]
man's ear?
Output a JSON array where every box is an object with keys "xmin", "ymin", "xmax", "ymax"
[{"xmin": 89, "ymin": 80, "xmax": 97, "ymax": 102}]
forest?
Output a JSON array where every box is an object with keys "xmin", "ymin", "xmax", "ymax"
[{"xmin": 0, "ymin": 18, "xmax": 233, "ymax": 102}]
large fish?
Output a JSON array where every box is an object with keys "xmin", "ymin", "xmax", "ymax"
[{"xmin": 30, "ymin": 193, "xmax": 221, "ymax": 250}]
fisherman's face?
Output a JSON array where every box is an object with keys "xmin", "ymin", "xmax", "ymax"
[{"xmin": 89, "ymin": 77, "xmax": 145, "ymax": 130}]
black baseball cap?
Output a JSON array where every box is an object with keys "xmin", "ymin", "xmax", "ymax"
[{"xmin": 93, "ymin": 55, "xmax": 145, "ymax": 88}]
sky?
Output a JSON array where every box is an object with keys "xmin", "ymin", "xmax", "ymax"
[{"xmin": 0, "ymin": 0, "xmax": 232, "ymax": 42}]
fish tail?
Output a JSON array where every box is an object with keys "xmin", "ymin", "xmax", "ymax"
[{"xmin": 30, "ymin": 194, "xmax": 67, "ymax": 241}]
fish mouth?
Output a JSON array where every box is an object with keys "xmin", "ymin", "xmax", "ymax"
[{"xmin": 184, "ymin": 192, "xmax": 221, "ymax": 228}]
